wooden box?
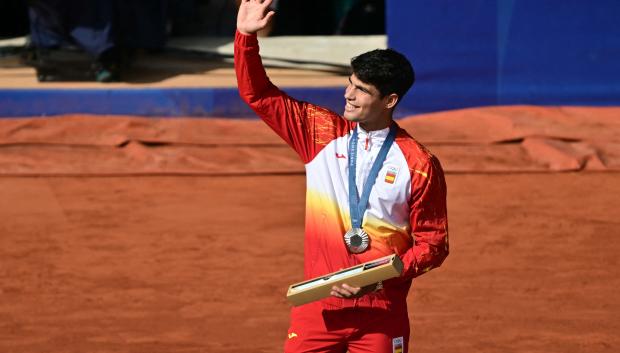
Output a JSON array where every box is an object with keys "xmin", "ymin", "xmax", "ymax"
[{"xmin": 286, "ymin": 254, "xmax": 403, "ymax": 306}]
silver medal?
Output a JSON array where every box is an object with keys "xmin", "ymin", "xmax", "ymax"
[{"xmin": 344, "ymin": 228, "xmax": 370, "ymax": 253}]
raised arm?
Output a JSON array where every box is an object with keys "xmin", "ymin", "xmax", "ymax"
[{"xmin": 234, "ymin": 0, "xmax": 346, "ymax": 163}]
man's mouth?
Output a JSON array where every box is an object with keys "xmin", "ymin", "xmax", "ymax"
[{"xmin": 345, "ymin": 101, "xmax": 357, "ymax": 112}]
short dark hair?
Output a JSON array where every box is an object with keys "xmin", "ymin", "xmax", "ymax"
[{"xmin": 350, "ymin": 48, "xmax": 415, "ymax": 101}]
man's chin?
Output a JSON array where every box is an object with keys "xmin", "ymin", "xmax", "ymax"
[{"xmin": 342, "ymin": 112, "xmax": 359, "ymax": 122}]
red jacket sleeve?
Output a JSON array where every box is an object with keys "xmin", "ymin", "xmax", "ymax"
[
  {"xmin": 234, "ymin": 30, "xmax": 347, "ymax": 163},
  {"xmin": 399, "ymin": 155, "xmax": 449, "ymax": 279}
]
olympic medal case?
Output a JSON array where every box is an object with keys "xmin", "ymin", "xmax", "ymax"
[{"xmin": 286, "ymin": 254, "xmax": 404, "ymax": 306}]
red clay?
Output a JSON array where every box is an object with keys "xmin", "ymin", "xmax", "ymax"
[{"xmin": 0, "ymin": 106, "xmax": 619, "ymax": 352}]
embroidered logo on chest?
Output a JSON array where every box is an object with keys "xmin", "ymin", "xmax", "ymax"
[{"xmin": 384, "ymin": 165, "xmax": 399, "ymax": 184}]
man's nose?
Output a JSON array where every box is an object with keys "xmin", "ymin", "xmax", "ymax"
[{"xmin": 344, "ymin": 85, "xmax": 354, "ymax": 100}]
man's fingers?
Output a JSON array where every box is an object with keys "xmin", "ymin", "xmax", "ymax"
[
  {"xmin": 330, "ymin": 285, "xmax": 350, "ymax": 298},
  {"xmin": 330, "ymin": 289, "xmax": 343, "ymax": 298},
  {"xmin": 260, "ymin": 0, "xmax": 274, "ymax": 17},
  {"xmin": 330, "ymin": 284, "xmax": 362, "ymax": 298},
  {"xmin": 261, "ymin": 11, "xmax": 275, "ymax": 25},
  {"xmin": 341, "ymin": 283, "xmax": 361, "ymax": 294}
]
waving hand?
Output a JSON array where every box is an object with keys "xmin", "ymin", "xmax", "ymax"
[{"xmin": 237, "ymin": 0, "xmax": 275, "ymax": 35}]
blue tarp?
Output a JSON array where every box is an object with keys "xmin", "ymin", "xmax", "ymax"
[
  {"xmin": 386, "ymin": 0, "xmax": 620, "ymax": 113},
  {"xmin": 0, "ymin": 88, "xmax": 350, "ymax": 118}
]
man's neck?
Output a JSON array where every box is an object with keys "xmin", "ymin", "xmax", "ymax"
[{"xmin": 359, "ymin": 117, "xmax": 393, "ymax": 132}]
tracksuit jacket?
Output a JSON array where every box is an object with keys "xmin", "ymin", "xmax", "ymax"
[{"xmin": 234, "ymin": 30, "xmax": 449, "ymax": 311}]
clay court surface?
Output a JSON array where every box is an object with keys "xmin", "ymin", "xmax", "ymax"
[{"xmin": 1, "ymin": 106, "xmax": 619, "ymax": 352}]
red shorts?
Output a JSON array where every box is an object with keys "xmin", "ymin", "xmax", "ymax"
[{"xmin": 284, "ymin": 301, "xmax": 410, "ymax": 353}]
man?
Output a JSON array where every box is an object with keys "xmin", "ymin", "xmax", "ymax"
[{"xmin": 235, "ymin": 1, "xmax": 449, "ymax": 352}]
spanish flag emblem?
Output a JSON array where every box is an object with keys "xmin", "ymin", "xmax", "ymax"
[{"xmin": 384, "ymin": 166, "xmax": 398, "ymax": 184}]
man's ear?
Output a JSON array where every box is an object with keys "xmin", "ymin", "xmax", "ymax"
[{"xmin": 385, "ymin": 93, "xmax": 399, "ymax": 109}]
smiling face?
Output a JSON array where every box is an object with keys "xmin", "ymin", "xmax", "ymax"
[{"xmin": 343, "ymin": 74, "xmax": 398, "ymax": 131}]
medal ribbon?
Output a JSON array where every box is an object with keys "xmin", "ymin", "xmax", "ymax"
[{"xmin": 348, "ymin": 123, "xmax": 397, "ymax": 229}]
